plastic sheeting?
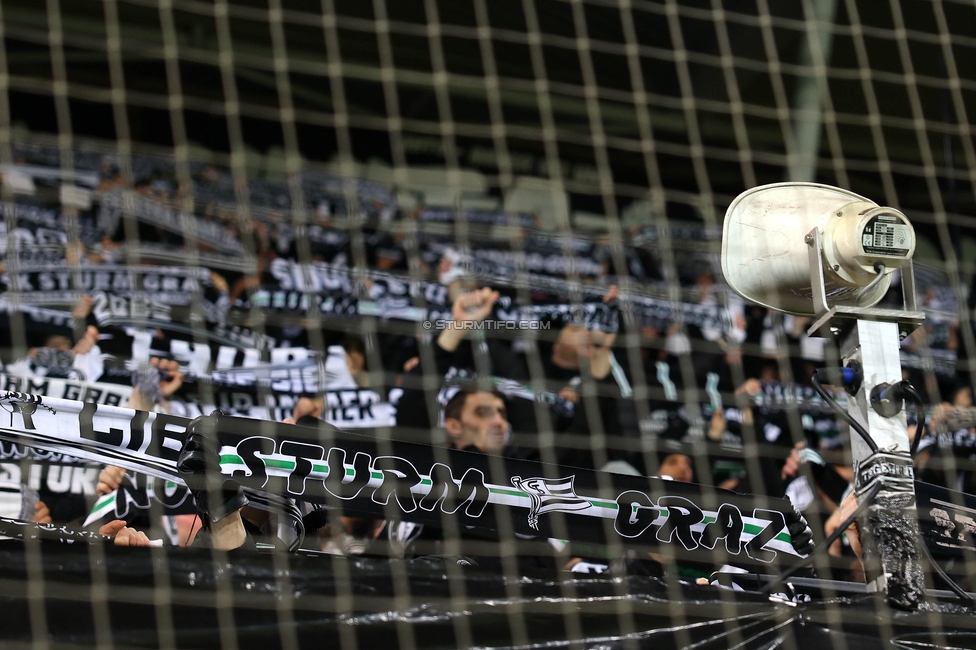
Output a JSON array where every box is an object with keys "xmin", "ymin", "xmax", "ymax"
[{"xmin": 1, "ymin": 540, "xmax": 975, "ymax": 649}]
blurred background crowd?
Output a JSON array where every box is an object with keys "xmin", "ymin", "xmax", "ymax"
[{"xmin": 1, "ymin": 141, "xmax": 973, "ymax": 582}]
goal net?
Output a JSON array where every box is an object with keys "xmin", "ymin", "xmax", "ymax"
[{"xmin": 0, "ymin": 0, "xmax": 975, "ymax": 648}]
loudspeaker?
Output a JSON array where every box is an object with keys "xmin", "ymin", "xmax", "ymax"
[{"xmin": 722, "ymin": 182, "xmax": 915, "ymax": 316}]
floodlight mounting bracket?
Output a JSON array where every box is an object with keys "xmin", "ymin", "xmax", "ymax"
[{"xmin": 805, "ymin": 226, "xmax": 925, "ymax": 341}]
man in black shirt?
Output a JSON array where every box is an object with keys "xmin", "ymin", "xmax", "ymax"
[
  {"xmin": 396, "ymin": 286, "xmax": 534, "ymax": 433},
  {"xmin": 443, "ymin": 385, "xmax": 512, "ymax": 455}
]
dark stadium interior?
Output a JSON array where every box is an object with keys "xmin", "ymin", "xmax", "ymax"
[
  {"xmin": 2, "ymin": 0, "xmax": 974, "ymax": 241},
  {"xmin": 2, "ymin": 0, "xmax": 976, "ymax": 647}
]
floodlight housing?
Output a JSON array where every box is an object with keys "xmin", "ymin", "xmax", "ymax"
[{"xmin": 722, "ymin": 182, "xmax": 915, "ymax": 317}]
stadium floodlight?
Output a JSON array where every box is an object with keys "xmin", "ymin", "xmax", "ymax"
[{"xmin": 722, "ymin": 182, "xmax": 926, "ymax": 611}]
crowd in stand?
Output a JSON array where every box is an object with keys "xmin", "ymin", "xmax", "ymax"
[{"xmin": 1, "ymin": 143, "xmax": 975, "ymax": 584}]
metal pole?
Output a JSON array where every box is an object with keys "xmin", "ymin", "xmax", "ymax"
[
  {"xmin": 841, "ymin": 319, "xmax": 924, "ymax": 610},
  {"xmin": 788, "ymin": 0, "xmax": 838, "ymax": 183}
]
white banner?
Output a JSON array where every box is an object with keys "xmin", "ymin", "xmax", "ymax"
[
  {"xmin": 0, "ymin": 374, "xmax": 133, "ymax": 408},
  {"xmin": 0, "ymin": 372, "xmax": 395, "ymax": 431}
]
